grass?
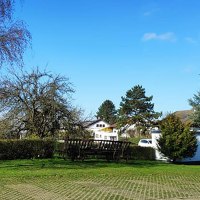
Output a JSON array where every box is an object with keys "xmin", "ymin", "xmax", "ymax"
[{"xmin": 0, "ymin": 158, "xmax": 200, "ymax": 199}]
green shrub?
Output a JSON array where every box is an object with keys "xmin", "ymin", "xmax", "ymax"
[
  {"xmin": 0, "ymin": 139, "xmax": 55, "ymax": 160},
  {"xmin": 158, "ymin": 114, "xmax": 197, "ymax": 162},
  {"xmin": 130, "ymin": 145, "xmax": 156, "ymax": 160}
]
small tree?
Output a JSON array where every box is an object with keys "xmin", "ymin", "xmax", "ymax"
[
  {"xmin": 118, "ymin": 85, "xmax": 161, "ymax": 134},
  {"xmin": 157, "ymin": 114, "xmax": 197, "ymax": 162},
  {"xmin": 96, "ymin": 100, "xmax": 117, "ymax": 124}
]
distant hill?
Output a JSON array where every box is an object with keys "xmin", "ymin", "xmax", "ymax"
[{"xmin": 174, "ymin": 110, "xmax": 193, "ymax": 125}]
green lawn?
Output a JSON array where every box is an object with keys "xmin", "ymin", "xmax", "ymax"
[{"xmin": 0, "ymin": 158, "xmax": 200, "ymax": 200}]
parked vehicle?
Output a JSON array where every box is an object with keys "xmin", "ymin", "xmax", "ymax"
[{"xmin": 138, "ymin": 139, "xmax": 153, "ymax": 147}]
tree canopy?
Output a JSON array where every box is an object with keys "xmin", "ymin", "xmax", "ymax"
[
  {"xmin": 157, "ymin": 114, "xmax": 197, "ymax": 162},
  {"xmin": 96, "ymin": 100, "xmax": 117, "ymax": 124},
  {"xmin": 0, "ymin": 0, "xmax": 31, "ymax": 67},
  {"xmin": 0, "ymin": 68, "xmax": 78, "ymax": 138},
  {"xmin": 118, "ymin": 85, "xmax": 161, "ymax": 132}
]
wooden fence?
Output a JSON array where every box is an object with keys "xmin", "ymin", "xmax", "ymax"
[{"xmin": 62, "ymin": 139, "xmax": 131, "ymax": 161}]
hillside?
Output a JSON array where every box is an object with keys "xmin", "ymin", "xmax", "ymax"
[{"xmin": 174, "ymin": 110, "xmax": 193, "ymax": 125}]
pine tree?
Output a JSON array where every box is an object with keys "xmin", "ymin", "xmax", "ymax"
[
  {"xmin": 118, "ymin": 85, "xmax": 161, "ymax": 132},
  {"xmin": 96, "ymin": 100, "xmax": 117, "ymax": 124}
]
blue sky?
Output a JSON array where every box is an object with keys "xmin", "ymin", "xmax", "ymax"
[{"xmin": 15, "ymin": 0, "xmax": 200, "ymax": 116}]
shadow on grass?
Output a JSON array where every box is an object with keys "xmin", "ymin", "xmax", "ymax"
[{"xmin": 0, "ymin": 157, "xmax": 169, "ymax": 171}]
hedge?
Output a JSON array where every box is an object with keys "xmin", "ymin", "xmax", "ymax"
[
  {"xmin": 0, "ymin": 140, "xmax": 156, "ymax": 161},
  {"xmin": 130, "ymin": 145, "xmax": 156, "ymax": 160},
  {"xmin": 0, "ymin": 139, "xmax": 55, "ymax": 160},
  {"xmin": 55, "ymin": 142, "xmax": 156, "ymax": 161}
]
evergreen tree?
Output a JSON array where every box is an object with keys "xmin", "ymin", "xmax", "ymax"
[
  {"xmin": 157, "ymin": 114, "xmax": 197, "ymax": 162},
  {"xmin": 189, "ymin": 91, "xmax": 200, "ymax": 127},
  {"xmin": 118, "ymin": 85, "xmax": 161, "ymax": 132},
  {"xmin": 96, "ymin": 100, "xmax": 117, "ymax": 124}
]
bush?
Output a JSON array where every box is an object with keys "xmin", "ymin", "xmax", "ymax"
[
  {"xmin": 130, "ymin": 145, "xmax": 156, "ymax": 160},
  {"xmin": 0, "ymin": 139, "xmax": 55, "ymax": 160},
  {"xmin": 158, "ymin": 114, "xmax": 197, "ymax": 162}
]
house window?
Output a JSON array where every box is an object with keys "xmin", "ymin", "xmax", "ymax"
[
  {"xmin": 100, "ymin": 124, "xmax": 102, "ymax": 127},
  {"xmin": 100, "ymin": 135, "xmax": 102, "ymax": 138},
  {"xmin": 103, "ymin": 124, "xmax": 105, "ymax": 127},
  {"xmin": 96, "ymin": 124, "xmax": 99, "ymax": 127},
  {"xmin": 110, "ymin": 136, "xmax": 117, "ymax": 141},
  {"xmin": 104, "ymin": 136, "xmax": 107, "ymax": 140},
  {"xmin": 96, "ymin": 134, "xmax": 99, "ymax": 138}
]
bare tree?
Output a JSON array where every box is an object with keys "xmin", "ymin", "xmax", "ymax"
[
  {"xmin": 0, "ymin": 67, "xmax": 77, "ymax": 138},
  {"xmin": 63, "ymin": 107, "xmax": 92, "ymax": 139},
  {"xmin": 0, "ymin": 0, "xmax": 31, "ymax": 67}
]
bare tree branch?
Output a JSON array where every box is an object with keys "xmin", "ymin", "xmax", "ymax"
[
  {"xmin": 0, "ymin": 0, "xmax": 31, "ymax": 67},
  {"xmin": 0, "ymin": 68, "xmax": 76, "ymax": 138}
]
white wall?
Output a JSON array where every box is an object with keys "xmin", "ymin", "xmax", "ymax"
[
  {"xmin": 151, "ymin": 131, "xmax": 167, "ymax": 160},
  {"xmin": 94, "ymin": 130, "xmax": 118, "ymax": 141}
]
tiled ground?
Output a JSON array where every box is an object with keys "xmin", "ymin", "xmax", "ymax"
[{"xmin": 1, "ymin": 172, "xmax": 200, "ymax": 200}]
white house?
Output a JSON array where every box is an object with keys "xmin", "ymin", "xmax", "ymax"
[
  {"xmin": 86, "ymin": 119, "xmax": 118, "ymax": 141},
  {"xmin": 151, "ymin": 127, "xmax": 200, "ymax": 162}
]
